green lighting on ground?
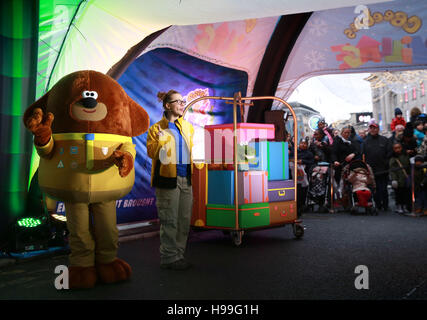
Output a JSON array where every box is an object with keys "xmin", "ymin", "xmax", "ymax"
[{"xmin": 17, "ymin": 217, "xmax": 42, "ymax": 228}]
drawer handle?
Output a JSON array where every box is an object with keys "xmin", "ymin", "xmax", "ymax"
[
  {"xmin": 254, "ymin": 212, "xmax": 260, "ymax": 216},
  {"xmin": 278, "ymin": 190, "xmax": 286, "ymax": 196}
]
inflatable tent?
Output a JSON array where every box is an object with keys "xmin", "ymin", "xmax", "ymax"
[{"xmin": 2, "ymin": 0, "xmax": 426, "ymax": 242}]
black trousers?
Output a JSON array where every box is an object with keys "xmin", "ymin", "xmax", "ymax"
[
  {"xmin": 374, "ymin": 174, "xmax": 389, "ymax": 210},
  {"xmin": 395, "ymin": 186, "xmax": 411, "ymax": 207},
  {"xmin": 297, "ymin": 185, "xmax": 308, "ymax": 217}
]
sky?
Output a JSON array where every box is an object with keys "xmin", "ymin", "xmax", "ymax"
[{"xmin": 288, "ymin": 73, "xmax": 373, "ymax": 124}]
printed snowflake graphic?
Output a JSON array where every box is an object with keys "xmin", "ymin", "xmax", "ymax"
[
  {"xmin": 306, "ymin": 18, "xmax": 328, "ymax": 37},
  {"xmin": 304, "ymin": 50, "xmax": 326, "ymax": 70}
]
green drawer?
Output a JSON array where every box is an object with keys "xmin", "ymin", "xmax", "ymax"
[{"xmin": 206, "ymin": 202, "xmax": 270, "ymax": 229}]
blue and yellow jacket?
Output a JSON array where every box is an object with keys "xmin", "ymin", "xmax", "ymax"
[{"xmin": 147, "ymin": 115, "xmax": 194, "ymax": 188}]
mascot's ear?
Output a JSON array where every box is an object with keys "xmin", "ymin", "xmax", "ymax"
[
  {"xmin": 128, "ymin": 95, "xmax": 149, "ymax": 137},
  {"xmin": 23, "ymin": 92, "xmax": 49, "ymax": 126}
]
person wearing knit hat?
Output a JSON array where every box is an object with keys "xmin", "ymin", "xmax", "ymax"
[
  {"xmin": 389, "ymin": 124, "xmax": 406, "ymax": 146},
  {"xmin": 414, "ymin": 155, "xmax": 425, "ymax": 163},
  {"xmin": 368, "ymin": 118, "xmax": 379, "ymax": 128},
  {"xmin": 390, "ymin": 107, "xmax": 406, "ymax": 131}
]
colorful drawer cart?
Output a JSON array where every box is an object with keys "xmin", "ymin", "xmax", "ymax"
[{"xmin": 191, "ymin": 123, "xmax": 304, "ymax": 246}]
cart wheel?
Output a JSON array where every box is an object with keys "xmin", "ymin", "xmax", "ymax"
[
  {"xmin": 231, "ymin": 231, "xmax": 243, "ymax": 246},
  {"xmin": 293, "ymin": 224, "xmax": 304, "ymax": 239}
]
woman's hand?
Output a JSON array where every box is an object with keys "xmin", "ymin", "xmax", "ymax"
[
  {"xmin": 156, "ymin": 124, "xmax": 164, "ymax": 138},
  {"xmin": 334, "ymin": 161, "xmax": 340, "ymax": 167},
  {"xmin": 345, "ymin": 153, "xmax": 355, "ymax": 162}
]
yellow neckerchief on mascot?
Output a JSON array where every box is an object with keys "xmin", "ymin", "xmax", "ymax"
[{"xmin": 53, "ymin": 133, "xmax": 133, "ymax": 170}]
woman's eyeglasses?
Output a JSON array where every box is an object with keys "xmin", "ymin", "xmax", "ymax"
[{"xmin": 169, "ymin": 99, "xmax": 186, "ymax": 105}]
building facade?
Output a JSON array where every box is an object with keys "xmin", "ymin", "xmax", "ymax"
[
  {"xmin": 287, "ymin": 102, "xmax": 321, "ymax": 142},
  {"xmin": 366, "ymin": 71, "xmax": 427, "ymax": 134}
]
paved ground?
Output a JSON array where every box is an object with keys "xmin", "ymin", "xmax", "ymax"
[{"xmin": 0, "ymin": 208, "xmax": 426, "ymax": 303}]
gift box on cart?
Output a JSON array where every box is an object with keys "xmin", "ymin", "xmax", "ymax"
[
  {"xmin": 267, "ymin": 141, "xmax": 289, "ymax": 180},
  {"xmin": 207, "ymin": 170, "xmax": 235, "ymax": 205},
  {"xmin": 238, "ymin": 171, "xmax": 268, "ymax": 204},
  {"xmin": 191, "ymin": 162, "xmax": 207, "ymax": 227},
  {"xmin": 206, "ymin": 202, "xmax": 270, "ymax": 228},
  {"xmin": 269, "ymin": 201, "xmax": 297, "ymax": 224},
  {"xmin": 248, "ymin": 141, "xmax": 268, "ymax": 171},
  {"xmin": 223, "ymin": 141, "xmax": 266, "ymax": 171},
  {"xmin": 204, "ymin": 123, "xmax": 274, "ymax": 165},
  {"xmin": 268, "ymin": 179, "xmax": 295, "ymax": 202},
  {"xmin": 207, "ymin": 170, "xmax": 269, "ymax": 205}
]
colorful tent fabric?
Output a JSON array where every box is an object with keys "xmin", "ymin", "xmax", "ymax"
[{"xmin": 3, "ymin": 0, "xmax": 416, "ymax": 237}]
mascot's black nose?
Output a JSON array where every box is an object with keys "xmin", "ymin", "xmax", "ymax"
[{"xmin": 79, "ymin": 97, "xmax": 98, "ymax": 109}]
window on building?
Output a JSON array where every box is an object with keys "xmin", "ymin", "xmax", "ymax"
[
  {"xmin": 404, "ymin": 90, "xmax": 408, "ymax": 102},
  {"xmin": 413, "ymin": 87, "xmax": 417, "ymax": 100},
  {"xmin": 392, "ymin": 93, "xmax": 397, "ymax": 107},
  {"xmin": 421, "ymin": 82, "xmax": 425, "ymax": 97}
]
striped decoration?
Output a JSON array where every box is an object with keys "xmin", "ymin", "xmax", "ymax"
[
  {"xmin": 0, "ymin": 0, "xmax": 39, "ymax": 231},
  {"xmin": 28, "ymin": 0, "xmax": 83, "ymax": 185}
]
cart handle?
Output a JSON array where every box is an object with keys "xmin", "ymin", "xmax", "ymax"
[{"xmin": 183, "ymin": 94, "xmax": 298, "ymax": 230}]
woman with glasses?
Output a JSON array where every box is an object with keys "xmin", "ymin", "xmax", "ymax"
[{"xmin": 147, "ymin": 90, "xmax": 194, "ymax": 270}]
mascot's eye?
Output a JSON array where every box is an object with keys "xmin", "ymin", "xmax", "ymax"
[{"xmin": 82, "ymin": 90, "xmax": 98, "ymax": 99}]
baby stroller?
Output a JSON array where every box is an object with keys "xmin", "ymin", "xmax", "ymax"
[
  {"xmin": 342, "ymin": 160, "xmax": 378, "ymax": 215},
  {"xmin": 305, "ymin": 162, "xmax": 332, "ymax": 213}
]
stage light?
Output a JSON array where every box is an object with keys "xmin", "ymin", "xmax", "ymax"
[
  {"xmin": 51, "ymin": 214, "xmax": 67, "ymax": 222},
  {"xmin": 12, "ymin": 216, "xmax": 50, "ymax": 252},
  {"xmin": 17, "ymin": 217, "xmax": 42, "ymax": 228}
]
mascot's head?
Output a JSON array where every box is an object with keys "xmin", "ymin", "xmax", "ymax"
[{"xmin": 23, "ymin": 70, "xmax": 149, "ymax": 136}]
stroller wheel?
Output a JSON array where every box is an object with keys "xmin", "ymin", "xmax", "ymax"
[{"xmin": 350, "ymin": 207, "xmax": 357, "ymax": 215}]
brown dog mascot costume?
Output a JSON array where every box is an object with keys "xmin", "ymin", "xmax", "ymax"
[{"xmin": 23, "ymin": 70, "xmax": 149, "ymax": 289}]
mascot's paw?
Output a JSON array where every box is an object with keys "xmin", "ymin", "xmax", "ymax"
[
  {"xmin": 69, "ymin": 266, "xmax": 97, "ymax": 289},
  {"xmin": 96, "ymin": 258, "xmax": 132, "ymax": 284},
  {"xmin": 112, "ymin": 150, "xmax": 133, "ymax": 177},
  {"xmin": 24, "ymin": 107, "xmax": 54, "ymax": 146}
]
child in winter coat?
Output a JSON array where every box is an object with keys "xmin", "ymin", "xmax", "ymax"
[
  {"xmin": 390, "ymin": 108, "xmax": 406, "ymax": 132},
  {"xmin": 389, "ymin": 142, "xmax": 412, "ymax": 213},
  {"xmin": 413, "ymin": 121, "xmax": 425, "ymax": 147}
]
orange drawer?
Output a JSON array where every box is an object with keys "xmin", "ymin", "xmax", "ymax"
[{"xmin": 269, "ymin": 201, "xmax": 297, "ymax": 224}]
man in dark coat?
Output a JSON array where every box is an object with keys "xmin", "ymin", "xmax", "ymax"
[{"xmin": 361, "ymin": 120, "xmax": 393, "ymax": 211}]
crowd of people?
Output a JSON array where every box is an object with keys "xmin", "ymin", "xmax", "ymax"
[{"xmin": 293, "ymin": 107, "xmax": 427, "ymax": 216}]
